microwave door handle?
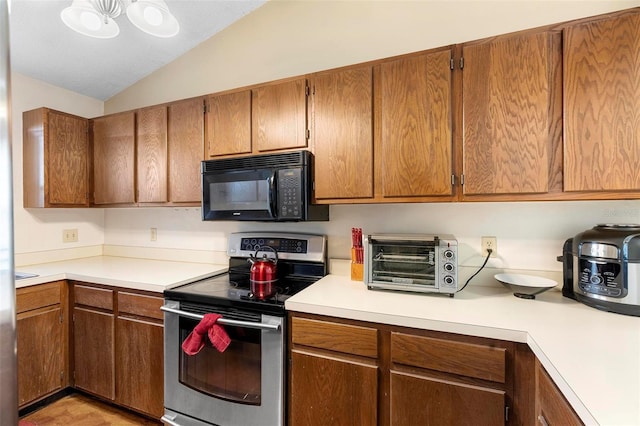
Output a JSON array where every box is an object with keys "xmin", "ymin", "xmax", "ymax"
[
  {"xmin": 267, "ymin": 174, "xmax": 276, "ymax": 218},
  {"xmin": 160, "ymin": 306, "xmax": 281, "ymax": 332}
]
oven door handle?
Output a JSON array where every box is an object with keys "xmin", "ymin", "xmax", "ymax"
[{"xmin": 160, "ymin": 305, "xmax": 281, "ymax": 332}]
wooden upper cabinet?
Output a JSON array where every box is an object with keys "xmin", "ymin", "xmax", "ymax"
[
  {"xmin": 92, "ymin": 112, "xmax": 136, "ymax": 205},
  {"xmin": 377, "ymin": 49, "xmax": 454, "ymax": 199},
  {"xmin": 205, "ymin": 90, "xmax": 251, "ymax": 157},
  {"xmin": 252, "ymin": 78, "xmax": 308, "ymax": 152},
  {"xmin": 311, "ymin": 66, "xmax": 373, "ymax": 200},
  {"xmin": 462, "ymin": 30, "xmax": 562, "ymax": 197},
  {"xmin": 564, "ymin": 11, "xmax": 640, "ymax": 193},
  {"xmin": 168, "ymin": 97, "xmax": 204, "ymax": 203},
  {"xmin": 23, "ymin": 108, "xmax": 89, "ymax": 207},
  {"xmin": 136, "ymin": 106, "xmax": 168, "ymax": 203}
]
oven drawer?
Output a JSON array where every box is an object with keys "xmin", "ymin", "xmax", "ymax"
[
  {"xmin": 390, "ymin": 332, "xmax": 506, "ymax": 383},
  {"xmin": 291, "ymin": 317, "xmax": 378, "ymax": 358}
]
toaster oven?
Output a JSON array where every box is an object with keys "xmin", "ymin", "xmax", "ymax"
[{"xmin": 364, "ymin": 234, "xmax": 458, "ymax": 296}]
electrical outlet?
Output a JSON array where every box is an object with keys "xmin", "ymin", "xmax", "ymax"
[
  {"xmin": 63, "ymin": 229, "xmax": 78, "ymax": 243},
  {"xmin": 150, "ymin": 228, "xmax": 157, "ymax": 241},
  {"xmin": 481, "ymin": 236, "xmax": 497, "ymax": 256}
]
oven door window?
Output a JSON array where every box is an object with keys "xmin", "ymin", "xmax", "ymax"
[
  {"xmin": 179, "ymin": 317, "xmax": 262, "ymax": 405},
  {"xmin": 371, "ymin": 240, "xmax": 436, "ymax": 286}
]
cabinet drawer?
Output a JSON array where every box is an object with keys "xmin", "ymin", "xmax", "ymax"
[
  {"xmin": 291, "ymin": 317, "xmax": 378, "ymax": 358},
  {"xmin": 16, "ymin": 281, "xmax": 61, "ymax": 314},
  {"xmin": 118, "ymin": 291, "xmax": 163, "ymax": 321},
  {"xmin": 391, "ymin": 332, "xmax": 506, "ymax": 383},
  {"xmin": 73, "ymin": 284, "xmax": 113, "ymax": 311}
]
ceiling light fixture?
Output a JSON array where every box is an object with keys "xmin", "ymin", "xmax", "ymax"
[{"xmin": 61, "ymin": 0, "xmax": 179, "ymax": 39}]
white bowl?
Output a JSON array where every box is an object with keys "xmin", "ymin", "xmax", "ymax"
[{"xmin": 494, "ymin": 273, "xmax": 557, "ymax": 299}]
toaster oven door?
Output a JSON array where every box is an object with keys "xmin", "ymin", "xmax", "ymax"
[{"xmin": 365, "ymin": 237, "xmax": 438, "ymax": 292}]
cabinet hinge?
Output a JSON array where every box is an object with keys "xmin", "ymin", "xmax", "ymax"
[
  {"xmin": 505, "ymin": 406, "xmax": 510, "ymax": 422},
  {"xmin": 305, "ymin": 85, "xmax": 310, "ymax": 96},
  {"xmin": 451, "ymin": 174, "xmax": 456, "ymax": 186},
  {"xmin": 306, "ymin": 129, "xmax": 310, "ymax": 140},
  {"xmin": 59, "ymin": 313, "xmax": 63, "ymax": 324},
  {"xmin": 203, "ymin": 103, "xmax": 207, "ymax": 114},
  {"xmin": 460, "ymin": 57, "xmax": 464, "ymax": 70},
  {"xmin": 460, "ymin": 174, "xmax": 465, "ymax": 185},
  {"xmin": 60, "ymin": 371, "xmax": 64, "ymax": 382},
  {"xmin": 450, "ymin": 58, "xmax": 454, "ymax": 70}
]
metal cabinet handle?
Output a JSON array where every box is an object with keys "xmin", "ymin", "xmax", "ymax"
[
  {"xmin": 538, "ymin": 414, "xmax": 549, "ymax": 426},
  {"xmin": 160, "ymin": 305, "xmax": 281, "ymax": 332},
  {"xmin": 160, "ymin": 415, "xmax": 183, "ymax": 426}
]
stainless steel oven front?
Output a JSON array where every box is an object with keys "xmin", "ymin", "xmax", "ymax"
[{"xmin": 161, "ymin": 300, "xmax": 285, "ymax": 426}]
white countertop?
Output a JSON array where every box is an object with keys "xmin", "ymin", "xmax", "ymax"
[
  {"xmin": 286, "ymin": 275, "xmax": 640, "ymax": 426},
  {"xmin": 15, "ymin": 256, "xmax": 228, "ymax": 293}
]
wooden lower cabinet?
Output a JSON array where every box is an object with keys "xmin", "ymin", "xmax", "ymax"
[
  {"xmin": 290, "ymin": 350, "xmax": 378, "ymax": 426},
  {"xmin": 115, "ymin": 292, "xmax": 164, "ymax": 419},
  {"xmin": 390, "ymin": 371, "xmax": 504, "ymax": 426},
  {"xmin": 71, "ymin": 282, "xmax": 164, "ymax": 420},
  {"xmin": 289, "ymin": 313, "xmax": 517, "ymax": 426},
  {"xmin": 16, "ymin": 281, "xmax": 67, "ymax": 407},
  {"xmin": 72, "ymin": 284, "xmax": 115, "ymax": 400},
  {"xmin": 536, "ymin": 360, "xmax": 582, "ymax": 426}
]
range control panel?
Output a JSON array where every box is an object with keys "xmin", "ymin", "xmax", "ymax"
[
  {"xmin": 228, "ymin": 232, "xmax": 326, "ymax": 263},
  {"xmin": 240, "ymin": 237, "xmax": 307, "ymax": 254}
]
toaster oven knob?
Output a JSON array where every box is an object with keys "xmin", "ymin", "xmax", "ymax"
[
  {"xmin": 444, "ymin": 263, "xmax": 454, "ymax": 272},
  {"xmin": 444, "ymin": 250, "xmax": 455, "ymax": 260},
  {"xmin": 444, "ymin": 275, "xmax": 455, "ymax": 285}
]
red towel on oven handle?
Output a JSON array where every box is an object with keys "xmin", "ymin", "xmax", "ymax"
[{"xmin": 181, "ymin": 313, "xmax": 230, "ymax": 355}]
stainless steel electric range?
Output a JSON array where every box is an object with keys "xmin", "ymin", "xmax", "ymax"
[{"xmin": 161, "ymin": 232, "xmax": 327, "ymax": 426}]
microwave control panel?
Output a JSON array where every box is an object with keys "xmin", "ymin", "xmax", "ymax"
[{"xmin": 277, "ymin": 168, "xmax": 303, "ymax": 219}]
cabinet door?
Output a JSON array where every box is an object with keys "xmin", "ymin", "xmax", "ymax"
[
  {"xmin": 205, "ymin": 90, "xmax": 251, "ymax": 157},
  {"xmin": 137, "ymin": 106, "xmax": 168, "ymax": 203},
  {"xmin": 17, "ymin": 307, "xmax": 64, "ymax": 407},
  {"xmin": 93, "ymin": 112, "xmax": 136, "ymax": 204},
  {"xmin": 312, "ymin": 67, "xmax": 373, "ymax": 200},
  {"xmin": 48, "ymin": 111, "xmax": 90, "ymax": 205},
  {"xmin": 22, "ymin": 108, "xmax": 89, "ymax": 208},
  {"xmin": 564, "ymin": 12, "xmax": 640, "ymax": 192},
  {"xmin": 115, "ymin": 317, "xmax": 163, "ymax": 418},
  {"xmin": 290, "ymin": 350, "xmax": 378, "ymax": 426},
  {"xmin": 462, "ymin": 31, "xmax": 562, "ymax": 196},
  {"xmin": 378, "ymin": 50, "xmax": 453, "ymax": 198},
  {"xmin": 390, "ymin": 370, "xmax": 505, "ymax": 426},
  {"xmin": 168, "ymin": 98, "xmax": 204, "ymax": 203},
  {"xmin": 252, "ymin": 78, "xmax": 308, "ymax": 152},
  {"xmin": 536, "ymin": 361, "xmax": 582, "ymax": 426},
  {"xmin": 73, "ymin": 307, "xmax": 115, "ymax": 400}
]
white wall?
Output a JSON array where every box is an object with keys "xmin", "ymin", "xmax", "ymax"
[{"xmin": 11, "ymin": 73, "xmax": 104, "ymax": 258}]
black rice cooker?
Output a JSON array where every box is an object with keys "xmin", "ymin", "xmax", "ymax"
[{"xmin": 560, "ymin": 224, "xmax": 640, "ymax": 316}]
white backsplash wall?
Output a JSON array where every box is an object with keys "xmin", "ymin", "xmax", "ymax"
[{"xmin": 103, "ymin": 199, "xmax": 640, "ymax": 272}]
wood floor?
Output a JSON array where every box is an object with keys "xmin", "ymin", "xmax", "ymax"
[{"xmin": 20, "ymin": 393, "xmax": 161, "ymax": 426}]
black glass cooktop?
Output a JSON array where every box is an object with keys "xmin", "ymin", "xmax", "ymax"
[{"xmin": 164, "ymin": 258, "xmax": 325, "ymax": 316}]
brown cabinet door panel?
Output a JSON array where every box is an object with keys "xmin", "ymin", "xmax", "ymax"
[
  {"xmin": 93, "ymin": 113, "xmax": 136, "ymax": 204},
  {"xmin": 206, "ymin": 90, "xmax": 251, "ymax": 157},
  {"xmin": 17, "ymin": 307, "xmax": 64, "ymax": 407},
  {"xmin": 312, "ymin": 67, "xmax": 373, "ymax": 200},
  {"xmin": 379, "ymin": 50, "xmax": 453, "ymax": 197},
  {"xmin": 48, "ymin": 111, "xmax": 89, "ymax": 205},
  {"xmin": 290, "ymin": 350, "xmax": 377, "ymax": 426},
  {"xmin": 137, "ymin": 106, "xmax": 168, "ymax": 203},
  {"xmin": 115, "ymin": 317, "xmax": 163, "ymax": 418},
  {"xmin": 73, "ymin": 308, "xmax": 114, "ymax": 399},
  {"xmin": 536, "ymin": 361, "xmax": 582, "ymax": 425},
  {"xmin": 390, "ymin": 370, "xmax": 505, "ymax": 426},
  {"xmin": 462, "ymin": 31, "xmax": 561, "ymax": 195},
  {"xmin": 252, "ymin": 79, "xmax": 308, "ymax": 152},
  {"xmin": 564, "ymin": 12, "xmax": 640, "ymax": 192},
  {"xmin": 168, "ymin": 98, "xmax": 204, "ymax": 203}
]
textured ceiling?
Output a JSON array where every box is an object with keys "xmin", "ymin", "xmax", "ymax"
[{"xmin": 8, "ymin": 0, "xmax": 266, "ymax": 100}]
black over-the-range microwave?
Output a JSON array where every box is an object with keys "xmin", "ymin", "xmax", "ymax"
[{"xmin": 201, "ymin": 150, "xmax": 329, "ymax": 222}]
